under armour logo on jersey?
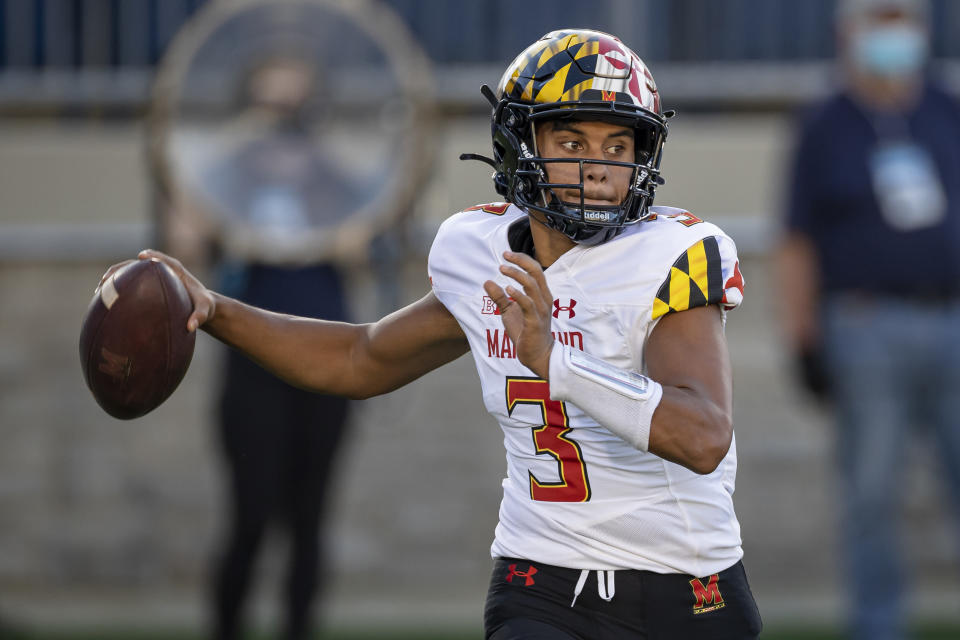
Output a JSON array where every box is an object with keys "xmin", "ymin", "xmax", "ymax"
[
  {"xmin": 553, "ymin": 299, "xmax": 577, "ymax": 319},
  {"xmin": 505, "ymin": 563, "xmax": 538, "ymax": 586}
]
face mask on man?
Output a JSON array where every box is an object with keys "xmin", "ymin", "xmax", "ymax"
[{"xmin": 852, "ymin": 23, "xmax": 928, "ymax": 77}]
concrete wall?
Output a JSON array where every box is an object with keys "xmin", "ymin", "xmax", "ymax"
[{"xmin": 1, "ymin": 115, "xmax": 958, "ymax": 633}]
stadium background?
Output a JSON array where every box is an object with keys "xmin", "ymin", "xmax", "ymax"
[{"xmin": 0, "ymin": 0, "xmax": 959, "ymax": 637}]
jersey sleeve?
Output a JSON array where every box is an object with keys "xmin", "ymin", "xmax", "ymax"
[
  {"xmin": 651, "ymin": 233, "xmax": 744, "ymax": 320},
  {"xmin": 427, "ymin": 204, "xmax": 514, "ymax": 306},
  {"xmin": 427, "ymin": 214, "xmax": 460, "ymax": 307}
]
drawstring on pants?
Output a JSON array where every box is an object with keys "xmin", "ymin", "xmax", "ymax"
[{"xmin": 570, "ymin": 569, "xmax": 616, "ymax": 607}]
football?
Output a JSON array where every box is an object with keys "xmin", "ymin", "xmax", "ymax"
[{"xmin": 79, "ymin": 258, "xmax": 196, "ymax": 420}]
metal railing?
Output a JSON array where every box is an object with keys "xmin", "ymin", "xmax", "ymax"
[
  {"xmin": 0, "ymin": 0, "xmax": 956, "ymax": 112},
  {"xmin": 0, "ymin": 0, "xmax": 956, "ymax": 263}
]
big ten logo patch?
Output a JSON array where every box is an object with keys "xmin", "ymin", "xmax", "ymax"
[
  {"xmin": 689, "ymin": 574, "xmax": 725, "ymax": 614},
  {"xmin": 482, "ymin": 296, "xmax": 501, "ymax": 315},
  {"xmin": 505, "ymin": 563, "xmax": 538, "ymax": 586}
]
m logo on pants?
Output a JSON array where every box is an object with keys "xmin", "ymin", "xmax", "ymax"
[{"xmin": 690, "ymin": 574, "xmax": 725, "ymax": 614}]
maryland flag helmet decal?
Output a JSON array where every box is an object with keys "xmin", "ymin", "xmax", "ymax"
[{"xmin": 497, "ymin": 29, "xmax": 661, "ymax": 114}]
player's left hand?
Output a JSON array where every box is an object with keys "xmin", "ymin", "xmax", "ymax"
[{"xmin": 483, "ymin": 251, "xmax": 554, "ymax": 379}]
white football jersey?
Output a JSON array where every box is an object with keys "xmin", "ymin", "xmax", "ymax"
[{"xmin": 428, "ymin": 203, "xmax": 746, "ymax": 577}]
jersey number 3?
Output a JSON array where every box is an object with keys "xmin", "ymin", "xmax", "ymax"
[{"xmin": 506, "ymin": 377, "xmax": 591, "ymax": 502}]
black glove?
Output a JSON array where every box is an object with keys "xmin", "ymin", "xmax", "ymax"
[{"xmin": 796, "ymin": 344, "xmax": 832, "ymax": 403}]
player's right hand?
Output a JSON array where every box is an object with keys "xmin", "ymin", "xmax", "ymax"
[
  {"xmin": 135, "ymin": 249, "xmax": 216, "ymax": 332},
  {"xmin": 483, "ymin": 251, "xmax": 555, "ymax": 379}
]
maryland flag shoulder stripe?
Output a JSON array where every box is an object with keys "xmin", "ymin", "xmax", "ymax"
[
  {"xmin": 463, "ymin": 202, "xmax": 510, "ymax": 216},
  {"xmin": 652, "ymin": 236, "xmax": 725, "ymax": 320}
]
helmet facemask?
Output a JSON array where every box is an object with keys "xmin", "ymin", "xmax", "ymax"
[{"xmin": 507, "ymin": 106, "xmax": 667, "ymax": 245}]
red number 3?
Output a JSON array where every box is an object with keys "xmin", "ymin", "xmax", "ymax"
[{"xmin": 506, "ymin": 377, "xmax": 592, "ymax": 502}]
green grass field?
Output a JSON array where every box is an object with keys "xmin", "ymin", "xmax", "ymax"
[{"xmin": 4, "ymin": 624, "xmax": 960, "ymax": 640}]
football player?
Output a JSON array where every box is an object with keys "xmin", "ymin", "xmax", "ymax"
[{"xmin": 117, "ymin": 29, "xmax": 759, "ymax": 639}]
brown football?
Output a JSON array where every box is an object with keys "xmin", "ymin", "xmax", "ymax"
[{"xmin": 79, "ymin": 258, "xmax": 196, "ymax": 420}]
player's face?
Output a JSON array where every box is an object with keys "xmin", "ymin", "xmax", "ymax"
[{"xmin": 535, "ymin": 120, "xmax": 635, "ymax": 207}]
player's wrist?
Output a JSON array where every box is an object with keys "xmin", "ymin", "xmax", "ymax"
[
  {"xmin": 201, "ymin": 291, "xmax": 234, "ymax": 333},
  {"xmin": 532, "ymin": 340, "xmax": 554, "ymax": 379}
]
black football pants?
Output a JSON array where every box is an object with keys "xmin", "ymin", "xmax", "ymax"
[{"xmin": 485, "ymin": 557, "xmax": 762, "ymax": 639}]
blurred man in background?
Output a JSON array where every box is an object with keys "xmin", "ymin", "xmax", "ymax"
[{"xmin": 778, "ymin": 0, "xmax": 960, "ymax": 638}]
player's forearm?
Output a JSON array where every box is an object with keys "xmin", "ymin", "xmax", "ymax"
[
  {"xmin": 204, "ymin": 293, "xmax": 369, "ymax": 397},
  {"xmin": 648, "ymin": 387, "xmax": 733, "ymax": 474},
  {"xmin": 203, "ymin": 292, "xmax": 469, "ymax": 399}
]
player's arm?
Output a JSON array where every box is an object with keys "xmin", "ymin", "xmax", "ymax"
[
  {"xmin": 546, "ymin": 304, "xmax": 732, "ymax": 475},
  {"xmin": 643, "ymin": 305, "xmax": 732, "ymax": 474},
  {"xmin": 130, "ymin": 250, "xmax": 470, "ymax": 399}
]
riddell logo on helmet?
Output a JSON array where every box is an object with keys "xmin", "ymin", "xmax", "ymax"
[{"xmin": 584, "ymin": 211, "xmax": 613, "ymax": 222}]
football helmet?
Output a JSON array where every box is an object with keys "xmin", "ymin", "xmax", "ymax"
[{"xmin": 463, "ymin": 29, "xmax": 671, "ymax": 245}]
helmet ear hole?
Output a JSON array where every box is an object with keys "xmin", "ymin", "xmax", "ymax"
[
  {"xmin": 504, "ymin": 108, "xmax": 527, "ymax": 130},
  {"xmin": 492, "ymin": 140, "xmax": 506, "ymax": 163}
]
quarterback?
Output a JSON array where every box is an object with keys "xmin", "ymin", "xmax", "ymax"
[{"xmin": 118, "ymin": 29, "xmax": 760, "ymax": 639}]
